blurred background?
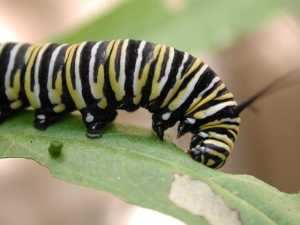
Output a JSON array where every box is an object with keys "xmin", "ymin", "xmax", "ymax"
[{"xmin": 0, "ymin": 0, "xmax": 300, "ymax": 224}]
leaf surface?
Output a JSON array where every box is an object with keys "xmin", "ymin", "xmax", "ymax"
[{"xmin": 0, "ymin": 112, "xmax": 299, "ymax": 225}]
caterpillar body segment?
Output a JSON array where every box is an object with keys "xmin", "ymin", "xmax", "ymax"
[{"xmin": 0, "ymin": 39, "xmax": 241, "ymax": 168}]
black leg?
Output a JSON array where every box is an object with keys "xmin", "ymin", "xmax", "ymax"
[
  {"xmin": 81, "ymin": 107, "xmax": 117, "ymax": 139},
  {"xmin": 152, "ymin": 113, "xmax": 167, "ymax": 141},
  {"xmin": 34, "ymin": 109, "xmax": 65, "ymax": 130}
]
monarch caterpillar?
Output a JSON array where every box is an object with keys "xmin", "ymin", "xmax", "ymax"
[{"xmin": 0, "ymin": 39, "xmax": 286, "ymax": 168}]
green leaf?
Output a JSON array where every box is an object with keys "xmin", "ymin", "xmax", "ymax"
[
  {"xmin": 0, "ymin": 112, "xmax": 299, "ymax": 225},
  {"xmin": 56, "ymin": 0, "xmax": 285, "ymax": 52}
]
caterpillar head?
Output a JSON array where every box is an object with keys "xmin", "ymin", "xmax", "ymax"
[
  {"xmin": 177, "ymin": 106, "xmax": 240, "ymax": 168},
  {"xmin": 188, "ymin": 132, "xmax": 232, "ymax": 168}
]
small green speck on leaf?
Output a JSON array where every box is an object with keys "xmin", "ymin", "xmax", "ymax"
[{"xmin": 48, "ymin": 141, "xmax": 63, "ymax": 158}]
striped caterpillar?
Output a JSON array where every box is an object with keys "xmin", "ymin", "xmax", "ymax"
[{"xmin": 0, "ymin": 39, "xmax": 261, "ymax": 168}]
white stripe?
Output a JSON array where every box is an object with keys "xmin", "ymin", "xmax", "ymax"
[
  {"xmin": 207, "ymin": 131, "xmax": 234, "ymax": 147},
  {"xmin": 4, "ymin": 43, "xmax": 23, "ymax": 99},
  {"xmin": 47, "ymin": 44, "xmax": 67, "ymax": 103},
  {"xmin": 88, "ymin": 41, "xmax": 102, "ymax": 98},
  {"xmin": 159, "ymin": 47, "xmax": 175, "ymax": 89},
  {"xmin": 198, "ymin": 76, "xmax": 220, "ymax": 98},
  {"xmin": 133, "ymin": 41, "xmax": 146, "ymax": 95},
  {"xmin": 75, "ymin": 42, "xmax": 87, "ymax": 99},
  {"xmin": 170, "ymin": 64, "xmax": 208, "ymax": 109},
  {"xmin": 215, "ymin": 117, "xmax": 241, "ymax": 123},
  {"xmin": 175, "ymin": 52, "xmax": 189, "ymax": 82},
  {"xmin": 188, "ymin": 76, "xmax": 220, "ymax": 110},
  {"xmin": 204, "ymin": 139, "xmax": 231, "ymax": 151},
  {"xmin": 201, "ymin": 101, "xmax": 237, "ymax": 118},
  {"xmin": 160, "ymin": 52, "xmax": 189, "ymax": 108},
  {"xmin": 34, "ymin": 43, "xmax": 51, "ymax": 105},
  {"xmin": 119, "ymin": 39, "xmax": 129, "ymax": 92}
]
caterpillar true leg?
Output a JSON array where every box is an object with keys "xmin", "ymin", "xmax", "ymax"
[
  {"xmin": 152, "ymin": 111, "xmax": 178, "ymax": 141},
  {"xmin": 152, "ymin": 113, "xmax": 168, "ymax": 141}
]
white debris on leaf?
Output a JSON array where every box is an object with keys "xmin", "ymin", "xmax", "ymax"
[{"xmin": 169, "ymin": 174, "xmax": 242, "ymax": 225}]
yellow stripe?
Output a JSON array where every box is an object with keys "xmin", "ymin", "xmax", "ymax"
[
  {"xmin": 97, "ymin": 65, "xmax": 108, "ymax": 108},
  {"xmin": 65, "ymin": 44, "xmax": 87, "ymax": 109},
  {"xmin": 149, "ymin": 45, "xmax": 166, "ymax": 101},
  {"xmin": 187, "ymin": 98, "xmax": 202, "ymax": 114},
  {"xmin": 133, "ymin": 44, "xmax": 161, "ymax": 105},
  {"xmin": 204, "ymin": 145, "xmax": 227, "ymax": 161},
  {"xmin": 198, "ymin": 117, "xmax": 241, "ymax": 139},
  {"xmin": 161, "ymin": 58, "xmax": 202, "ymax": 108},
  {"xmin": 202, "ymin": 123, "xmax": 239, "ymax": 133},
  {"xmin": 53, "ymin": 104, "xmax": 65, "ymax": 113},
  {"xmin": 206, "ymin": 159, "xmax": 215, "ymax": 167},
  {"xmin": 228, "ymin": 129, "xmax": 238, "ymax": 140},
  {"xmin": 10, "ymin": 100, "xmax": 22, "ymax": 109},
  {"xmin": 109, "ymin": 40, "xmax": 125, "ymax": 101},
  {"xmin": 50, "ymin": 46, "xmax": 71, "ymax": 111},
  {"xmin": 24, "ymin": 45, "xmax": 42, "ymax": 108},
  {"xmin": 97, "ymin": 41, "xmax": 115, "ymax": 108},
  {"xmin": 204, "ymin": 139, "xmax": 231, "ymax": 152},
  {"xmin": 65, "ymin": 44, "xmax": 78, "ymax": 96},
  {"xmin": 185, "ymin": 58, "xmax": 203, "ymax": 76},
  {"xmin": 168, "ymin": 84, "xmax": 191, "ymax": 111},
  {"xmin": 208, "ymin": 131, "xmax": 234, "ymax": 149},
  {"xmin": 91, "ymin": 64, "xmax": 103, "ymax": 99},
  {"xmin": 215, "ymin": 92, "xmax": 234, "ymax": 101},
  {"xmin": 188, "ymin": 83, "xmax": 225, "ymax": 114},
  {"xmin": 201, "ymin": 117, "xmax": 241, "ymax": 126},
  {"xmin": 7, "ymin": 69, "xmax": 21, "ymax": 101},
  {"xmin": 52, "ymin": 70, "xmax": 63, "ymax": 104}
]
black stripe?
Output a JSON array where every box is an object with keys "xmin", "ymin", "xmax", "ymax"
[
  {"xmin": 141, "ymin": 44, "xmax": 161, "ymax": 107},
  {"xmin": 30, "ymin": 46, "xmax": 41, "ymax": 92},
  {"xmin": 202, "ymin": 127, "xmax": 238, "ymax": 141},
  {"xmin": 147, "ymin": 48, "xmax": 184, "ymax": 113},
  {"xmin": 61, "ymin": 45, "xmax": 76, "ymax": 111},
  {"xmin": 80, "ymin": 42, "xmax": 96, "ymax": 105},
  {"xmin": 138, "ymin": 42, "xmax": 155, "ymax": 79},
  {"xmin": 193, "ymin": 98, "xmax": 234, "ymax": 113},
  {"xmin": 200, "ymin": 80, "xmax": 223, "ymax": 100},
  {"xmin": 93, "ymin": 41, "xmax": 109, "ymax": 83},
  {"xmin": 18, "ymin": 44, "xmax": 31, "ymax": 107},
  {"xmin": 38, "ymin": 43, "xmax": 57, "ymax": 107},
  {"xmin": 0, "ymin": 43, "xmax": 16, "ymax": 103},
  {"xmin": 181, "ymin": 54, "xmax": 195, "ymax": 77},
  {"xmin": 204, "ymin": 143, "xmax": 230, "ymax": 157},
  {"xmin": 157, "ymin": 61, "xmax": 204, "ymax": 115},
  {"xmin": 52, "ymin": 44, "xmax": 68, "ymax": 89},
  {"xmin": 157, "ymin": 46, "xmax": 170, "ymax": 82},
  {"xmin": 69, "ymin": 45, "xmax": 79, "ymax": 89},
  {"xmin": 185, "ymin": 67, "xmax": 220, "ymax": 116},
  {"xmin": 115, "ymin": 40, "xmax": 123, "ymax": 82},
  {"xmin": 103, "ymin": 41, "xmax": 118, "ymax": 109},
  {"xmin": 10, "ymin": 44, "xmax": 30, "ymax": 87},
  {"xmin": 207, "ymin": 136, "xmax": 232, "ymax": 150},
  {"xmin": 123, "ymin": 39, "xmax": 140, "ymax": 111}
]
